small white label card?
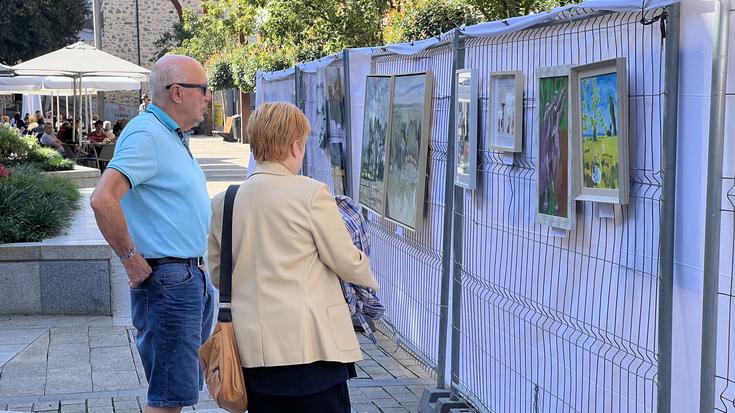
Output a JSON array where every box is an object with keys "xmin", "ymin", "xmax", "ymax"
[
  {"xmin": 395, "ymin": 225, "xmax": 404, "ymax": 237},
  {"xmin": 501, "ymin": 152, "xmax": 514, "ymax": 165},
  {"xmin": 598, "ymin": 203, "xmax": 615, "ymax": 219},
  {"xmin": 551, "ymin": 227, "xmax": 568, "ymax": 238}
]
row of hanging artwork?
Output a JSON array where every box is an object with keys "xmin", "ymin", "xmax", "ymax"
[{"xmin": 356, "ymin": 58, "xmax": 628, "ymax": 232}]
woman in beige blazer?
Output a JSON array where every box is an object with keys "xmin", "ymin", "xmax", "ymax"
[{"xmin": 207, "ymin": 102, "xmax": 379, "ymax": 412}]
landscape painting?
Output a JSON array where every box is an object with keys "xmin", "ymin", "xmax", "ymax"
[
  {"xmin": 489, "ymin": 71, "xmax": 524, "ymax": 152},
  {"xmin": 384, "ymin": 72, "xmax": 433, "ymax": 230},
  {"xmin": 455, "ymin": 69, "xmax": 478, "ymax": 189},
  {"xmin": 359, "ymin": 75, "xmax": 392, "ymax": 214},
  {"xmin": 325, "ymin": 67, "xmax": 347, "ymax": 196},
  {"xmin": 535, "ymin": 66, "xmax": 574, "ymax": 230},
  {"xmin": 572, "ymin": 58, "xmax": 629, "ymax": 204}
]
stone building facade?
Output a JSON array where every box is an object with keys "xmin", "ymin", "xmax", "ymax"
[{"xmin": 100, "ymin": 0, "xmax": 201, "ymax": 108}]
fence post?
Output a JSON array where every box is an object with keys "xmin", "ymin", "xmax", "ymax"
[
  {"xmin": 449, "ymin": 33, "xmax": 467, "ymax": 400},
  {"xmin": 294, "ymin": 66, "xmax": 309, "ymax": 176},
  {"xmin": 341, "ymin": 50, "xmax": 355, "ymax": 198},
  {"xmin": 420, "ymin": 29, "xmax": 468, "ymax": 413},
  {"xmin": 658, "ymin": 5, "xmax": 680, "ymax": 412},
  {"xmin": 700, "ymin": 0, "xmax": 731, "ymax": 411}
]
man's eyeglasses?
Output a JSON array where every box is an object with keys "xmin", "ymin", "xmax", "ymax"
[{"xmin": 165, "ymin": 82, "xmax": 209, "ymax": 94}]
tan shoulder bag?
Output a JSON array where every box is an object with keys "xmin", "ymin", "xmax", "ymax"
[{"xmin": 199, "ymin": 184, "xmax": 247, "ymax": 412}]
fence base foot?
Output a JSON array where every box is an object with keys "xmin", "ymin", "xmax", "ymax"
[
  {"xmin": 419, "ymin": 387, "xmax": 450, "ymax": 412},
  {"xmin": 419, "ymin": 388, "xmax": 472, "ymax": 412}
]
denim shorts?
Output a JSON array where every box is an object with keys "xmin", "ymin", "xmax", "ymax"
[{"xmin": 130, "ymin": 262, "xmax": 215, "ymax": 407}]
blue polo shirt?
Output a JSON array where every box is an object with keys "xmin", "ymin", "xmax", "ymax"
[{"xmin": 107, "ymin": 104, "xmax": 211, "ymax": 259}]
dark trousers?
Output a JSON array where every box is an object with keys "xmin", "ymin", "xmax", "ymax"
[{"xmin": 247, "ymin": 381, "xmax": 351, "ymax": 413}]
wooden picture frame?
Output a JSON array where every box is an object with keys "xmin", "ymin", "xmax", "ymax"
[
  {"xmin": 571, "ymin": 58, "xmax": 629, "ymax": 205},
  {"xmin": 383, "ymin": 71, "xmax": 434, "ymax": 231},
  {"xmin": 534, "ymin": 66, "xmax": 575, "ymax": 230},
  {"xmin": 455, "ymin": 68, "xmax": 478, "ymax": 190},
  {"xmin": 359, "ymin": 75, "xmax": 393, "ymax": 215},
  {"xmin": 489, "ymin": 71, "xmax": 524, "ymax": 152}
]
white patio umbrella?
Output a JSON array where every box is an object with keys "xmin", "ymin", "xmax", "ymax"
[
  {"xmin": 0, "ymin": 63, "xmax": 12, "ymax": 76},
  {"xmin": 11, "ymin": 42, "xmax": 149, "ymax": 142}
]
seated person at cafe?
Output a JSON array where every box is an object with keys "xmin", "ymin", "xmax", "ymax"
[
  {"xmin": 112, "ymin": 118, "xmax": 127, "ymax": 137},
  {"xmin": 39, "ymin": 123, "xmax": 66, "ymax": 156},
  {"xmin": 32, "ymin": 117, "xmax": 46, "ymax": 135},
  {"xmin": 57, "ymin": 121, "xmax": 75, "ymax": 144},
  {"xmin": 26, "ymin": 116, "xmax": 39, "ymax": 134},
  {"xmin": 88, "ymin": 120, "xmax": 107, "ymax": 143}
]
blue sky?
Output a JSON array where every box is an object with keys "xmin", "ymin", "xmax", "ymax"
[{"xmin": 581, "ymin": 72, "xmax": 618, "ymax": 136}]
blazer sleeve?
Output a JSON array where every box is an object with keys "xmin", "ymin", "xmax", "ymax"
[
  {"xmin": 309, "ymin": 184, "xmax": 379, "ymax": 290},
  {"xmin": 207, "ymin": 191, "xmax": 225, "ymax": 290}
]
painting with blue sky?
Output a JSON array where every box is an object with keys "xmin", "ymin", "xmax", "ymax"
[{"xmin": 580, "ymin": 72, "xmax": 620, "ymax": 190}]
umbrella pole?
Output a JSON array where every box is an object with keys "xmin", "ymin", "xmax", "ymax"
[
  {"xmin": 56, "ymin": 94, "xmax": 60, "ymax": 129},
  {"xmin": 72, "ymin": 76, "xmax": 77, "ymax": 144}
]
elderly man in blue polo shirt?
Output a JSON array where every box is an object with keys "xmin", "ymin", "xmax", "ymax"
[{"xmin": 91, "ymin": 54, "xmax": 214, "ymax": 412}]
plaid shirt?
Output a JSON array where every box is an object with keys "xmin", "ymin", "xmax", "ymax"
[
  {"xmin": 334, "ymin": 195, "xmax": 383, "ymax": 343},
  {"xmin": 335, "ymin": 195, "xmax": 371, "ymax": 256}
]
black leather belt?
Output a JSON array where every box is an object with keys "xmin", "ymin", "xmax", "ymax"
[{"xmin": 146, "ymin": 257, "xmax": 204, "ymax": 267}]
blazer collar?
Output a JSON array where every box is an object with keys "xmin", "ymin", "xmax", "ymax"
[{"xmin": 249, "ymin": 161, "xmax": 293, "ymax": 177}]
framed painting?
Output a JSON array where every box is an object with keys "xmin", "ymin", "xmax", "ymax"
[
  {"xmin": 489, "ymin": 71, "xmax": 524, "ymax": 152},
  {"xmin": 359, "ymin": 75, "xmax": 393, "ymax": 214},
  {"xmin": 383, "ymin": 71, "xmax": 434, "ymax": 231},
  {"xmin": 325, "ymin": 66, "xmax": 347, "ymax": 196},
  {"xmin": 534, "ymin": 66, "xmax": 575, "ymax": 230},
  {"xmin": 455, "ymin": 68, "xmax": 478, "ymax": 190},
  {"xmin": 571, "ymin": 58, "xmax": 629, "ymax": 205}
]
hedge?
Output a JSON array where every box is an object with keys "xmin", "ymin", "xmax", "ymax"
[
  {"xmin": 0, "ymin": 125, "xmax": 75, "ymax": 172},
  {"xmin": 0, "ymin": 163, "xmax": 81, "ymax": 243}
]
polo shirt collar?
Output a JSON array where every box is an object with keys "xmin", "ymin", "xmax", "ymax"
[
  {"xmin": 146, "ymin": 103, "xmax": 181, "ymax": 133},
  {"xmin": 250, "ymin": 161, "xmax": 293, "ymax": 177}
]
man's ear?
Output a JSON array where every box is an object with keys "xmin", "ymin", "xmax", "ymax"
[
  {"xmin": 170, "ymin": 87, "xmax": 182, "ymax": 104},
  {"xmin": 291, "ymin": 140, "xmax": 301, "ymax": 157}
]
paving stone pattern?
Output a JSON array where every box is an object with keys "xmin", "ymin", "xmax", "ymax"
[{"xmin": 0, "ymin": 317, "xmax": 434, "ymax": 413}]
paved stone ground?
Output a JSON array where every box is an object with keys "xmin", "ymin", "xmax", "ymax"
[
  {"xmin": 0, "ymin": 316, "xmax": 434, "ymax": 413},
  {"xmin": 0, "ymin": 136, "xmax": 436, "ymax": 413}
]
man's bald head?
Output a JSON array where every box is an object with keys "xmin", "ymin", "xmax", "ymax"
[{"xmin": 148, "ymin": 55, "xmax": 203, "ymax": 103}]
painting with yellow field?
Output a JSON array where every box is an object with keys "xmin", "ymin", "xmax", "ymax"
[{"xmin": 571, "ymin": 58, "xmax": 629, "ymax": 205}]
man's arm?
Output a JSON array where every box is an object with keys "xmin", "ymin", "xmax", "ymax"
[{"xmin": 90, "ymin": 169, "xmax": 151, "ymax": 287}]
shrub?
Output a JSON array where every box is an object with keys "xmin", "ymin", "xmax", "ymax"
[
  {"xmin": 0, "ymin": 164, "xmax": 81, "ymax": 243},
  {"xmin": 39, "ymin": 157, "xmax": 75, "ymax": 172},
  {"xmin": 0, "ymin": 125, "xmax": 32, "ymax": 162},
  {"xmin": 27, "ymin": 145, "xmax": 61, "ymax": 163}
]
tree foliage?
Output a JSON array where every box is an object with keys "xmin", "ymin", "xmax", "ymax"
[
  {"xmin": 384, "ymin": 0, "xmax": 482, "ymax": 43},
  {"xmin": 154, "ymin": 0, "xmax": 580, "ymax": 92},
  {"xmin": 0, "ymin": 0, "xmax": 91, "ymax": 65},
  {"xmin": 468, "ymin": 0, "xmax": 577, "ymax": 20}
]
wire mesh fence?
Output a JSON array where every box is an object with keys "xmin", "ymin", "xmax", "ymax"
[
  {"xmin": 255, "ymin": 5, "xmax": 672, "ymax": 412},
  {"xmin": 454, "ymin": 8, "xmax": 666, "ymax": 412},
  {"xmin": 363, "ymin": 43, "xmax": 455, "ymax": 368}
]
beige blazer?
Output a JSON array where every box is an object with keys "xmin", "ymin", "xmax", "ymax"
[{"xmin": 208, "ymin": 161, "xmax": 379, "ymax": 368}]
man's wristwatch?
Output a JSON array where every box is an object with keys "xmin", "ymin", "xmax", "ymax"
[{"xmin": 119, "ymin": 246, "xmax": 137, "ymax": 261}]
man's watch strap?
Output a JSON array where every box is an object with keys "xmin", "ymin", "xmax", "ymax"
[{"xmin": 119, "ymin": 246, "xmax": 136, "ymax": 260}]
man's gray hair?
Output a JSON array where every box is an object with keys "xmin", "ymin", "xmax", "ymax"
[{"xmin": 148, "ymin": 56, "xmax": 187, "ymax": 102}]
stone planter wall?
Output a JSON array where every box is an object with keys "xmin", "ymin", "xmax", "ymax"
[
  {"xmin": 44, "ymin": 165, "xmax": 101, "ymax": 188},
  {"xmin": 0, "ymin": 243, "xmax": 113, "ymax": 315}
]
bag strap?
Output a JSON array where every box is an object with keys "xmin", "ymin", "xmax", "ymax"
[{"xmin": 218, "ymin": 184, "xmax": 240, "ymax": 322}]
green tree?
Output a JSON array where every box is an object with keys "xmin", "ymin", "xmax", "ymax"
[
  {"xmin": 468, "ymin": 0, "xmax": 579, "ymax": 20},
  {"xmin": 384, "ymin": 0, "xmax": 482, "ymax": 43},
  {"xmin": 0, "ymin": 0, "xmax": 91, "ymax": 65},
  {"xmin": 581, "ymin": 79, "xmax": 605, "ymax": 141}
]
